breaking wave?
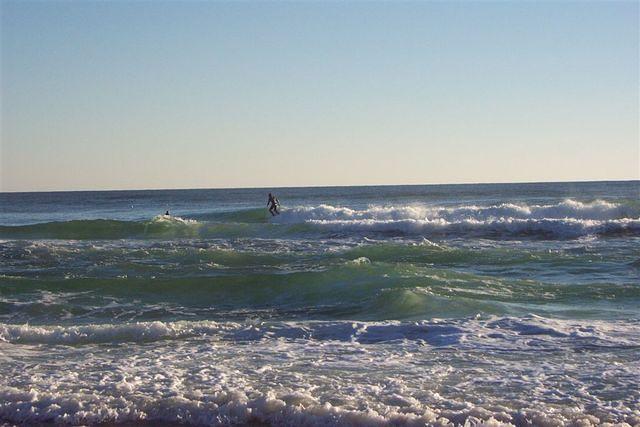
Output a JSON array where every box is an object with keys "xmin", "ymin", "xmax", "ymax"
[
  {"xmin": 278, "ymin": 199, "xmax": 634, "ymax": 222},
  {"xmin": 276, "ymin": 199, "xmax": 640, "ymax": 238},
  {"xmin": 0, "ymin": 199, "xmax": 638, "ymax": 240}
]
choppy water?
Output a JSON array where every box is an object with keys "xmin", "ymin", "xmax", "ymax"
[{"xmin": 1, "ymin": 181, "xmax": 639, "ymax": 426}]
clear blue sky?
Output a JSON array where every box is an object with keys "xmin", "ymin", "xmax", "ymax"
[{"xmin": 1, "ymin": 0, "xmax": 638, "ymax": 192}]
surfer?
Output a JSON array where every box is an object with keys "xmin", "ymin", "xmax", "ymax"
[
  {"xmin": 164, "ymin": 210, "xmax": 170, "ymax": 216},
  {"xmin": 267, "ymin": 193, "xmax": 280, "ymax": 216}
]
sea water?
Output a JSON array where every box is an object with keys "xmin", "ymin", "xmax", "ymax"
[{"xmin": 0, "ymin": 181, "xmax": 638, "ymax": 426}]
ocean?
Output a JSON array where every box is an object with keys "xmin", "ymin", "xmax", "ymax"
[{"xmin": 0, "ymin": 181, "xmax": 638, "ymax": 426}]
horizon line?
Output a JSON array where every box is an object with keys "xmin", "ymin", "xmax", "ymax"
[{"xmin": 1, "ymin": 178, "xmax": 638, "ymax": 195}]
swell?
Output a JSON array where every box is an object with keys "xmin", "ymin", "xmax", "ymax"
[
  {"xmin": 0, "ymin": 219, "xmax": 149, "ymax": 239},
  {"xmin": 2, "ymin": 238, "xmax": 637, "ymax": 286},
  {"xmin": 2, "ymin": 264, "xmax": 638, "ymax": 323},
  {"xmin": 0, "ymin": 238, "xmax": 599, "ymax": 269},
  {"xmin": 0, "ymin": 217, "xmax": 286, "ymax": 240}
]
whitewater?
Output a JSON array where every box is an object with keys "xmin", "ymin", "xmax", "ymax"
[{"xmin": 0, "ymin": 181, "xmax": 639, "ymax": 426}]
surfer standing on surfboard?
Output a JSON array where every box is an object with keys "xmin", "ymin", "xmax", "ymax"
[{"xmin": 267, "ymin": 193, "xmax": 280, "ymax": 216}]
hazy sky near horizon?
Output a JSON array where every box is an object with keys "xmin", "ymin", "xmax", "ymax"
[{"xmin": 1, "ymin": 1, "xmax": 638, "ymax": 192}]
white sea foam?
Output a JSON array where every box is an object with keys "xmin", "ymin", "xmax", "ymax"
[
  {"xmin": 0, "ymin": 320, "xmax": 230, "ymax": 345},
  {"xmin": 0, "ymin": 385, "xmax": 563, "ymax": 426},
  {"xmin": 3, "ymin": 385, "xmax": 586, "ymax": 426},
  {"xmin": 347, "ymin": 256, "xmax": 372, "ymax": 265},
  {"xmin": 150, "ymin": 214, "xmax": 199, "ymax": 225},
  {"xmin": 2, "ymin": 316, "xmax": 637, "ymax": 347},
  {"xmin": 274, "ymin": 200, "xmax": 640, "ymax": 237},
  {"xmin": 1, "ymin": 316, "xmax": 639, "ymax": 426},
  {"xmin": 278, "ymin": 199, "xmax": 631, "ymax": 222}
]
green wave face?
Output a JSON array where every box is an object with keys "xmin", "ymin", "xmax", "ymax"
[
  {"xmin": 0, "ymin": 218, "xmax": 279, "ymax": 240},
  {"xmin": 2, "ymin": 251, "xmax": 638, "ymax": 324},
  {"xmin": 0, "ymin": 219, "xmax": 148, "ymax": 239},
  {"xmin": 195, "ymin": 208, "xmax": 272, "ymax": 223}
]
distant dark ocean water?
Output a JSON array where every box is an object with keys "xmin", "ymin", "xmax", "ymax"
[{"xmin": 1, "ymin": 181, "xmax": 639, "ymax": 426}]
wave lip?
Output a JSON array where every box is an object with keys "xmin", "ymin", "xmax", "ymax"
[
  {"xmin": 276, "ymin": 199, "xmax": 635, "ymax": 222},
  {"xmin": 442, "ymin": 199, "xmax": 631, "ymax": 221}
]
